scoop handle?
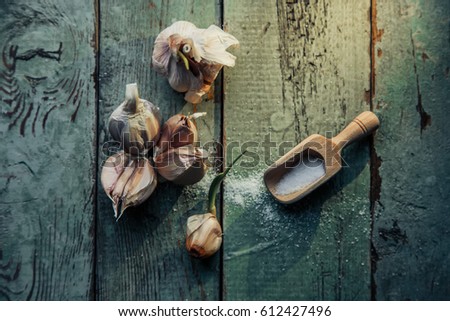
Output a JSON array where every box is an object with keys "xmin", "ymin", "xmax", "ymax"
[{"xmin": 332, "ymin": 111, "xmax": 380, "ymax": 148}]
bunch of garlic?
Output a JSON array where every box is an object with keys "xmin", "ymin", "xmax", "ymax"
[
  {"xmin": 186, "ymin": 151, "xmax": 246, "ymax": 259},
  {"xmin": 152, "ymin": 21, "xmax": 239, "ymax": 104},
  {"xmin": 101, "ymin": 83, "xmax": 209, "ymax": 220}
]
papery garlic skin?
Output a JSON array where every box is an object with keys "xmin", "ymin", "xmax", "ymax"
[
  {"xmin": 101, "ymin": 152, "xmax": 157, "ymax": 220},
  {"xmin": 186, "ymin": 213, "xmax": 222, "ymax": 259},
  {"xmin": 152, "ymin": 21, "xmax": 239, "ymax": 104},
  {"xmin": 154, "ymin": 145, "xmax": 208, "ymax": 185},
  {"xmin": 109, "ymin": 83, "xmax": 162, "ymax": 155}
]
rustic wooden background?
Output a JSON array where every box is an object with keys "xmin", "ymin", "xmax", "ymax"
[{"xmin": 1, "ymin": 0, "xmax": 449, "ymax": 300}]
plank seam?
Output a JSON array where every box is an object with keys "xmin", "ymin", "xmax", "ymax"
[
  {"xmin": 219, "ymin": 0, "xmax": 225, "ymax": 302},
  {"xmin": 369, "ymin": 0, "xmax": 380, "ymax": 302},
  {"xmin": 91, "ymin": 0, "xmax": 101, "ymax": 301}
]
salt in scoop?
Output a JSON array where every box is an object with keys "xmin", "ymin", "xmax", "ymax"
[{"xmin": 264, "ymin": 111, "xmax": 380, "ymax": 204}]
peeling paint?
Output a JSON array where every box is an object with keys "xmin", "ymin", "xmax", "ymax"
[
  {"xmin": 370, "ymin": 0, "xmax": 384, "ymax": 99},
  {"xmin": 377, "ymin": 48, "xmax": 382, "ymax": 57},
  {"xmin": 379, "ymin": 221, "xmax": 408, "ymax": 245}
]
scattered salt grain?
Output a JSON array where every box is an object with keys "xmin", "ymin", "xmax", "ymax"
[
  {"xmin": 275, "ymin": 156, "xmax": 325, "ymax": 195},
  {"xmin": 226, "ymin": 173, "xmax": 264, "ymax": 206}
]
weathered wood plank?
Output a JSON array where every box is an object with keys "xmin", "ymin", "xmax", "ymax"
[
  {"xmin": 0, "ymin": 0, "xmax": 97, "ymax": 300},
  {"xmin": 96, "ymin": 0, "xmax": 222, "ymax": 300},
  {"xmin": 372, "ymin": 0, "xmax": 450, "ymax": 300},
  {"xmin": 223, "ymin": 0, "xmax": 372, "ymax": 300}
]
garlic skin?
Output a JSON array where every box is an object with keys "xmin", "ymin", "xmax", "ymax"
[
  {"xmin": 156, "ymin": 112, "xmax": 206, "ymax": 155},
  {"xmin": 152, "ymin": 21, "xmax": 239, "ymax": 104},
  {"xmin": 101, "ymin": 152, "xmax": 157, "ymax": 220},
  {"xmin": 186, "ymin": 213, "xmax": 222, "ymax": 259},
  {"xmin": 154, "ymin": 145, "xmax": 208, "ymax": 185},
  {"xmin": 109, "ymin": 83, "xmax": 161, "ymax": 155},
  {"xmin": 100, "ymin": 152, "xmax": 129, "ymax": 197}
]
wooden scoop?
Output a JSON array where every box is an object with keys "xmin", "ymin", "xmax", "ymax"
[{"xmin": 264, "ymin": 111, "xmax": 380, "ymax": 204}]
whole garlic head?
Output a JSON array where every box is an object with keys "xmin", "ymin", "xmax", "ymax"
[
  {"xmin": 152, "ymin": 21, "xmax": 239, "ymax": 104},
  {"xmin": 108, "ymin": 83, "xmax": 162, "ymax": 155},
  {"xmin": 186, "ymin": 213, "xmax": 222, "ymax": 259}
]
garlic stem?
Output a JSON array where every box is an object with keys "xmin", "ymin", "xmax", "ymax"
[
  {"xmin": 207, "ymin": 150, "xmax": 247, "ymax": 216},
  {"xmin": 125, "ymin": 83, "xmax": 139, "ymax": 112},
  {"xmin": 125, "ymin": 83, "xmax": 139, "ymax": 101},
  {"xmin": 177, "ymin": 51, "xmax": 190, "ymax": 70},
  {"xmin": 190, "ymin": 112, "xmax": 207, "ymax": 120}
]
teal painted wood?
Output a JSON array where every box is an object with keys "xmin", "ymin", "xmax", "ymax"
[
  {"xmin": 0, "ymin": 0, "xmax": 448, "ymax": 302},
  {"xmin": 0, "ymin": 0, "xmax": 96, "ymax": 300},
  {"xmin": 222, "ymin": 0, "xmax": 372, "ymax": 300},
  {"xmin": 372, "ymin": 0, "xmax": 450, "ymax": 300},
  {"xmin": 96, "ymin": 0, "xmax": 222, "ymax": 300}
]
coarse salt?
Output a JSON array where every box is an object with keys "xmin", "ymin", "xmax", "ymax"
[{"xmin": 275, "ymin": 156, "xmax": 325, "ymax": 195}]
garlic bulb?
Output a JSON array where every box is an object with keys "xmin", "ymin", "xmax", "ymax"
[
  {"xmin": 109, "ymin": 83, "xmax": 161, "ymax": 155},
  {"xmin": 152, "ymin": 21, "xmax": 239, "ymax": 104},
  {"xmin": 101, "ymin": 152, "xmax": 157, "ymax": 220},
  {"xmin": 185, "ymin": 151, "xmax": 247, "ymax": 259},
  {"xmin": 186, "ymin": 213, "xmax": 222, "ymax": 258},
  {"xmin": 154, "ymin": 145, "xmax": 208, "ymax": 185},
  {"xmin": 156, "ymin": 112, "xmax": 206, "ymax": 155}
]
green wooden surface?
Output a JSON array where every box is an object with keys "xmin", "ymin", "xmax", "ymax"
[
  {"xmin": 0, "ymin": 0, "xmax": 449, "ymax": 301},
  {"xmin": 0, "ymin": 0, "xmax": 96, "ymax": 300},
  {"xmin": 371, "ymin": 0, "xmax": 450, "ymax": 300},
  {"xmin": 223, "ymin": 0, "xmax": 372, "ymax": 300},
  {"xmin": 96, "ymin": 0, "xmax": 222, "ymax": 300}
]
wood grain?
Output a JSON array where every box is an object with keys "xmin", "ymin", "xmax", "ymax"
[
  {"xmin": 96, "ymin": 0, "xmax": 222, "ymax": 300},
  {"xmin": 0, "ymin": 0, "xmax": 96, "ymax": 300},
  {"xmin": 223, "ymin": 0, "xmax": 372, "ymax": 300},
  {"xmin": 371, "ymin": 0, "xmax": 450, "ymax": 300},
  {"xmin": 1, "ymin": 0, "xmax": 449, "ymax": 302}
]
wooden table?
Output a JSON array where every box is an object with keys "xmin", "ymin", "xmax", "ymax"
[{"xmin": 1, "ymin": 0, "xmax": 449, "ymax": 300}]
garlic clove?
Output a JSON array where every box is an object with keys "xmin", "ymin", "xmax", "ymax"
[
  {"xmin": 153, "ymin": 145, "xmax": 208, "ymax": 185},
  {"xmin": 167, "ymin": 58, "xmax": 201, "ymax": 94},
  {"xmin": 156, "ymin": 112, "xmax": 206, "ymax": 156},
  {"xmin": 110, "ymin": 161, "xmax": 136, "ymax": 218},
  {"xmin": 184, "ymin": 62, "xmax": 223, "ymax": 105},
  {"xmin": 171, "ymin": 146, "xmax": 208, "ymax": 185},
  {"xmin": 108, "ymin": 83, "xmax": 161, "ymax": 155},
  {"xmin": 100, "ymin": 151, "xmax": 129, "ymax": 197},
  {"xmin": 153, "ymin": 149, "xmax": 186, "ymax": 181},
  {"xmin": 172, "ymin": 160, "xmax": 207, "ymax": 186},
  {"xmin": 101, "ymin": 152, "xmax": 157, "ymax": 220},
  {"xmin": 186, "ymin": 213, "xmax": 222, "ymax": 259},
  {"xmin": 120, "ymin": 158, "xmax": 157, "ymax": 218}
]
